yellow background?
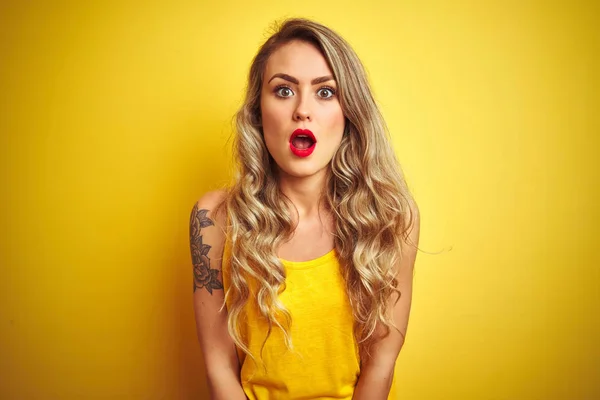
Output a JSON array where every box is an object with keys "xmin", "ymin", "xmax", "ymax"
[{"xmin": 1, "ymin": 1, "xmax": 598, "ymax": 399}]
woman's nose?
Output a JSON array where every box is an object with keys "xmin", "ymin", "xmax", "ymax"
[{"xmin": 293, "ymin": 97, "xmax": 311, "ymax": 121}]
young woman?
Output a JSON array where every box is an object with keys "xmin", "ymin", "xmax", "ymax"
[{"xmin": 190, "ymin": 18, "xmax": 420, "ymax": 400}]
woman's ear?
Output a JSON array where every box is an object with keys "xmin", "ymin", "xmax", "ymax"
[
  {"xmin": 251, "ymin": 108, "xmax": 262, "ymax": 128},
  {"xmin": 343, "ymin": 119, "xmax": 350, "ymax": 136}
]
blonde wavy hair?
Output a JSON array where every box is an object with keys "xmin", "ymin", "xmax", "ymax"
[{"xmin": 217, "ymin": 17, "xmax": 417, "ymax": 362}]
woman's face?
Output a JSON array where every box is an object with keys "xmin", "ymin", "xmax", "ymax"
[{"xmin": 260, "ymin": 40, "xmax": 345, "ymax": 179}]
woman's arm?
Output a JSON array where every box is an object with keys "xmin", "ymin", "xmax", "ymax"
[
  {"xmin": 352, "ymin": 204, "xmax": 421, "ymax": 400},
  {"xmin": 190, "ymin": 191, "xmax": 247, "ymax": 400}
]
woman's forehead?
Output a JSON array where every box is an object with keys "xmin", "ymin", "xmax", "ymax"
[{"xmin": 264, "ymin": 40, "xmax": 333, "ymax": 82}]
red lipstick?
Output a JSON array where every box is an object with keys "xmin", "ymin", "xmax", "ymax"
[{"xmin": 289, "ymin": 129, "xmax": 317, "ymax": 157}]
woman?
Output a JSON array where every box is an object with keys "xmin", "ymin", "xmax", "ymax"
[{"xmin": 190, "ymin": 17, "xmax": 420, "ymax": 400}]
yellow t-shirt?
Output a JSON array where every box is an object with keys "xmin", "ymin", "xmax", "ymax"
[{"xmin": 222, "ymin": 239, "xmax": 398, "ymax": 399}]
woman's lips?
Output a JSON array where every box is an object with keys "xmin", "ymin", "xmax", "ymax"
[{"xmin": 289, "ymin": 129, "xmax": 317, "ymax": 157}]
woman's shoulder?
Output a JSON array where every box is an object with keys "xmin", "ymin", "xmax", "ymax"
[{"xmin": 195, "ymin": 189, "xmax": 228, "ymax": 210}]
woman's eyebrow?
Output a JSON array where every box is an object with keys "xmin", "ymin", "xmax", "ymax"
[{"xmin": 267, "ymin": 73, "xmax": 335, "ymax": 85}]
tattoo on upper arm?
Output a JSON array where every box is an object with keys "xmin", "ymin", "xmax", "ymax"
[{"xmin": 189, "ymin": 204, "xmax": 223, "ymax": 294}]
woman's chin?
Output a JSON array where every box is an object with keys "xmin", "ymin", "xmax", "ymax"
[{"xmin": 277, "ymin": 163, "xmax": 328, "ymax": 180}]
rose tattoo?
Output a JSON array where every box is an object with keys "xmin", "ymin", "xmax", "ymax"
[{"xmin": 189, "ymin": 205, "xmax": 223, "ymax": 294}]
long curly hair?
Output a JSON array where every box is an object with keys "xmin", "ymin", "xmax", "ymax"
[{"xmin": 216, "ymin": 17, "xmax": 417, "ymax": 363}]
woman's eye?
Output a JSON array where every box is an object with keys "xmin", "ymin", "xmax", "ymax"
[
  {"xmin": 318, "ymin": 87, "xmax": 335, "ymax": 99},
  {"xmin": 276, "ymin": 87, "xmax": 294, "ymax": 97}
]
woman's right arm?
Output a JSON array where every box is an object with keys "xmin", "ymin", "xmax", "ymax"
[{"xmin": 189, "ymin": 191, "xmax": 247, "ymax": 400}]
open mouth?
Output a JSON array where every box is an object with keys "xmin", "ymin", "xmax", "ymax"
[
  {"xmin": 291, "ymin": 134, "xmax": 315, "ymax": 149},
  {"xmin": 289, "ymin": 129, "xmax": 317, "ymax": 157}
]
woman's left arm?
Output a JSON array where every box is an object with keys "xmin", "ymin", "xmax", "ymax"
[{"xmin": 352, "ymin": 204, "xmax": 421, "ymax": 400}]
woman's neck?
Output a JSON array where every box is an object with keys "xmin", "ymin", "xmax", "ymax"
[{"xmin": 277, "ymin": 168, "xmax": 328, "ymax": 221}]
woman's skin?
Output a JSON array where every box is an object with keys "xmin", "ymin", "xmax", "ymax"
[
  {"xmin": 261, "ymin": 39, "xmax": 345, "ymax": 262},
  {"xmin": 191, "ymin": 39, "xmax": 420, "ymax": 400}
]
